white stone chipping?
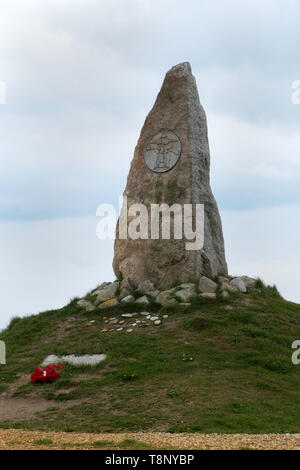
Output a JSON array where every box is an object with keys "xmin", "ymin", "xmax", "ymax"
[{"xmin": 41, "ymin": 354, "xmax": 107, "ymax": 367}]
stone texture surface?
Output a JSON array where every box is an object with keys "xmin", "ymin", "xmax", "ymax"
[
  {"xmin": 237, "ymin": 276, "xmax": 256, "ymax": 289},
  {"xmin": 121, "ymin": 295, "xmax": 135, "ymax": 303},
  {"xmin": 156, "ymin": 290, "xmax": 178, "ymax": 306},
  {"xmin": 219, "ymin": 276, "xmax": 230, "ymax": 284},
  {"xmin": 135, "ymin": 295, "xmax": 150, "ymax": 305},
  {"xmin": 119, "ymin": 288, "xmax": 130, "ymax": 300},
  {"xmin": 77, "ymin": 299, "xmax": 96, "ymax": 311},
  {"xmin": 138, "ymin": 279, "xmax": 159, "ymax": 297},
  {"xmin": 95, "ymin": 282, "xmax": 120, "ymax": 304},
  {"xmin": 99, "ymin": 298, "xmax": 119, "ymax": 309},
  {"xmin": 113, "ymin": 62, "xmax": 227, "ymax": 289},
  {"xmin": 222, "ymin": 282, "xmax": 238, "ymax": 292},
  {"xmin": 176, "ymin": 284, "xmax": 196, "ymax": 302},
  {"xmin": 138, "ymin": 280, "xmax": 155, "ymax": 293},
  {"xmin": 93, "ymin": 282, "xmax": 111, "ymax": 295},
  {"xmin": 230, "ymin": 278, "xmax": 247, "ymax": 293},
  {"xmin": 178, "ymin": 283, "xmax": 195, "ymax": 289},
  {"xmin": 199, "ymin": 276, "xmax": 217, "ymax": 293}
]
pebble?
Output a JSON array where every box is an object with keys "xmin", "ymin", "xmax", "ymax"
[
  {"xmin": 1, "ymin": 429, "xmax": 300, "ymax": 450},
  {"xmin": 126, "ymin": 329, "xmax": 133, "ymax": 333},
  {"xmin": 140, "ymin": 312, "xmax": 150, "ymax": 316},
  {"xmin": 135, "ymin": 296, "xmax": 149, "ymax": 304},
  {"xmin": 116, "ymin": 328, "xmax": 123, "ymax": 331},
  {"xmin": 154, "ymin": 320, "xmax": 161, "ymax": 325},
  {"xmin": 122, "ymin": 314, "xmax": 133, "ymax": 318},
  {"xmin": 163, "ymin": 315, "xmax": 169, "ymax": 318},
  {"xmin": 150, "ymin": 316, "xmax": 159, "ymax": 321}
]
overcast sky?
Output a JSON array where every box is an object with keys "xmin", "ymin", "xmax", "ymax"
[{"xmin": 0, "ymin": 0, "xmax": 299, "ymax": 329}]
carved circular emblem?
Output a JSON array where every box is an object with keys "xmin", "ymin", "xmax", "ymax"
[{"xmin": 144, "ymin": 130, "xmax": 181, "ymax": 173}]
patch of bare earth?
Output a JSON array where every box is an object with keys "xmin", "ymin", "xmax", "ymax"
[
  {"xmin": 0, "ymin": 429, "xmax": 300, "ymax": 450},
  {"xmin": 0, "ymin": 397, "xmax": 85, "ymax": 421},
  {"xmin": 6, "ymin": 373, "xmax": 29, "ymax": 394}
]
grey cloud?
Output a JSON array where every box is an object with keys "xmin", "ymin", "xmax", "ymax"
[
  {"xmin": 1, "ymin": 0, "xmax": 300, "ymax": 327},
  {"xmin": 0, "ymin": 0, "xmax": 300, "ymax": 221}
]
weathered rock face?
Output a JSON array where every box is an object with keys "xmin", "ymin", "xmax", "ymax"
[
  {"xmin": 199, "ymin": 276, "xmax": 217, "ymax": 294},
  {"xmin": 94, "ymin": 281, "xmax": 120, "ymax": 304},
  {"xmin": 113, "ymin": 62, "xmax": 227, "ymax": 289}
]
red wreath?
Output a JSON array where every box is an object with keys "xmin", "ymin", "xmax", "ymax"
[{"xmin": 31, "ymin": 364, "xmax": 66, "ymax": 384}]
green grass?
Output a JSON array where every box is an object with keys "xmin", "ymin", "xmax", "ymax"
[
  {"xmin": 90, "ymin": 439, "xmax": 155, "ymax": 449},
  {"xmin": 59, "ymin": 439, "xmax": 167, "ymax": 450},
  {"xmin": 0, "ymin": 282, "xmax": 299, "ymax": 434},
  {"xmin": 33, "ymin": 439, "xmax": 54, "ymax": 446}
]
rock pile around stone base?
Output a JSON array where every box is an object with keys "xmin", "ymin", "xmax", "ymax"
[{"xmin": 77, "ymin": 275, "xmax": 257, "ymax": 311}]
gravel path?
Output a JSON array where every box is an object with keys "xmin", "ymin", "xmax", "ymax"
[{"xmin": 0, "ymin": 429, "xmax": 300, "ymax": 450}]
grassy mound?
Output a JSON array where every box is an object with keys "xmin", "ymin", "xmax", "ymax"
[{"xmin": 0, "ymin": 281, "xmax": 299, "ymax": 433}]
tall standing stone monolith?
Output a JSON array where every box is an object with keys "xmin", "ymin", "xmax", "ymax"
[{"xmin": 113, "ymin": 62, "xmax": 227, "ymax": 289}]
